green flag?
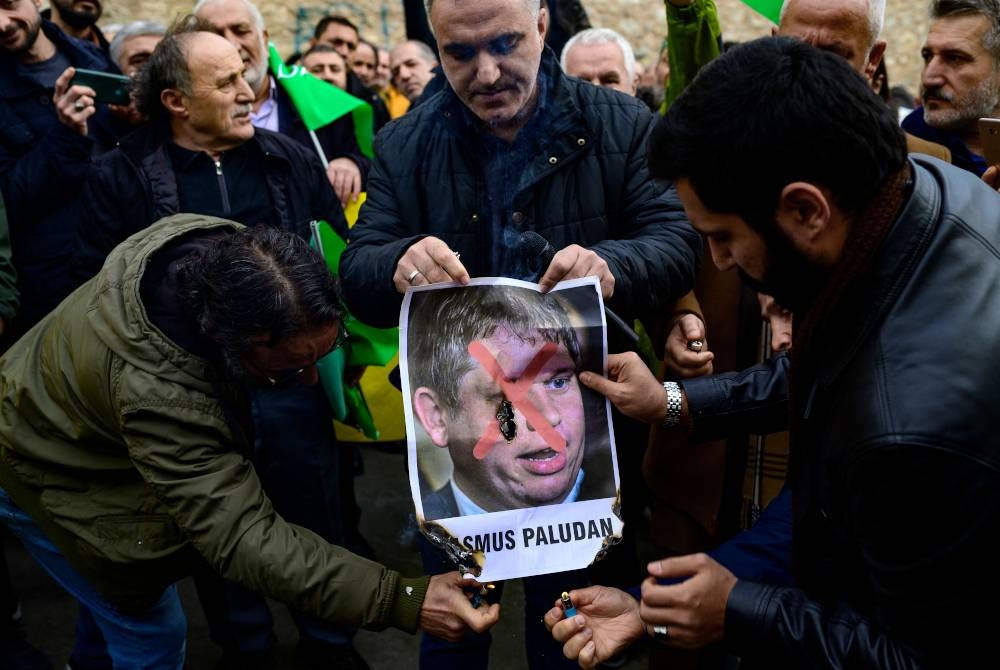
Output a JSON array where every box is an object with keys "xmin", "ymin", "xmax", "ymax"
[
  {"xmin": 741, "ymin": 0, "xmax": 783, "ymax": 24},
  {"xmin": 267, "ymin": 43, "xmax": 373, "ymax": 157}
]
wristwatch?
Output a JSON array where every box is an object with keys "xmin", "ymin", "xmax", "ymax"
[{"xmin": 661, "ymin": 381, "xmax": 683, "ymax": 427}]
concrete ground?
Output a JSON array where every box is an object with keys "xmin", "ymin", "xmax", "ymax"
[{"xmin": 4, "ymin": 446, "xmax": 651, "ymax": 670}]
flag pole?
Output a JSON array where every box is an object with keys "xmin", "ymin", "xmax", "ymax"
[{"xmin": 309, "ymin": 130, "xmax": 330, "ymax": 166}]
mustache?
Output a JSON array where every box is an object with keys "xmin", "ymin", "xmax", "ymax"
[
  {"xmin": 231, "ymin": 104, "xmax": 252, "ymax": 118},
  {"xmin": 922, "ymin": 86, "xmax": 954, "ymax": 102},
  {"xmin": 471, "ymin": 80, "xmax": 515, "ymax": 95}
]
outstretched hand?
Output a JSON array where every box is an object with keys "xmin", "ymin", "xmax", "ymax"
[
  {"xmin": 543, "ymin": 586, "xmax": 645, "ymax": 668},
  {"xmin": 579, "ymin": 352, "xmax": 667, "ymax": 425},
  {"xmin": 418, "ymin": 572, "xmax": 500, "ymax": 641}
]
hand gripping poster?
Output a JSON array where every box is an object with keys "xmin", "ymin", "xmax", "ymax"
[{"xmin": 400, "ymin": 277, "xmax": 623, "ymax": 581}]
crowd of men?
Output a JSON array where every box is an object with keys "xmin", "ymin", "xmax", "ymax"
[{"xmin": 1, "ymin": 0, "xmax": 999, "ymax": 668}]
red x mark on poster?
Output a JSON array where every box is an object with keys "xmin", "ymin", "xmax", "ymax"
[{"xmin": 467, "ymin": 340, "xmax": 568, "ymax": 460}]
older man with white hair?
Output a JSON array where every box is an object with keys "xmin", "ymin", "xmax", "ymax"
[
  {"xmin": 390, "ymin": 39, "xmax": 438, "ymax": 103},
  {"xmin": 194, "ymin": 0, "xmax": 370, "ymax": 206},
  {"xmin": 560, "ymin": 27, "xmax": 637, "ymax": 95},
  {"xmin": 108, "ymin": 20, "xmax": 166, "ymax": 76}
]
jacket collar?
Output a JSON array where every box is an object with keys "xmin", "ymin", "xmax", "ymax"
[
  {"xmin": 808, "ymin": 157, "xmax": 940, "ymax": 394},
  {"xmin": 432, "ymin": 47, "xmax": 588, "ymax": 147},
  {"xmin": 901, "ymin": 107, "xmax": 988, "ymax": 176},
  {"xmin": 116, "ymin": 122, "xmax": 292, "ymax": 169}
]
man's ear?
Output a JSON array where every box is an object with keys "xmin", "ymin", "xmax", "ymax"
[
  {"xmin": 865, "ymin": 40, "xmax": 887, "ymax": 82},
  {"xmin": 537, "ymin": 5, "xmax": 549, "ymax": 42},
  {"xmin": 160, "ymin": 88, "xmax": 188, "ymax": 118},
  {"xmin": 774, "ymin": 182, "xmax": 839, "ymax": 264},
  {"xmin": 413, "ymin": 387, "xmax": 450, "ymax": 447}
]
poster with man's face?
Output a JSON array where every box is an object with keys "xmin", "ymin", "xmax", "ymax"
[{"xmin": 400, "ymin": 277, "xmax": 622, "ymax": 581}]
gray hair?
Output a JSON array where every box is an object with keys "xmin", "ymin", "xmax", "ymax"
[
  {"xmin": 394, "ymin": 39, "xmax": 438, "ymax": 64},
  {"xmin": 930, "ymin": 0, "xmax": 1000, "ymax": 65},
  {"xmin": 109, "ymin": 20, "xmax": 167, "ymax": 70},
  {"xmin": 780, "ymin": 0, "xmax": 886, "ymax": 48},
  {"xmin": 560, "ymin": 27, "xmax": 635, "ymax": 81},
  {"xmin": 192, "ymin": 0, "xmax": 265, "ymax": 33},
  {"xmin": 134, "ymin": 15, "xmax": 212, "ymax": 124}
]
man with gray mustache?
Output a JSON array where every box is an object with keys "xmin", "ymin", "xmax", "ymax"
[
  {"xmin": 902, "ymin": 0, "xmax": 1000, "ymax": 176},
  {"xmin": 71, "ymin": 17, "xmax": 346, "ymax": 280}
]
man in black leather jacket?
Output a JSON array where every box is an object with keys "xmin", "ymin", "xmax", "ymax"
[{"xmin": 546, "ymin": 37, "xmax": 1000, "ymax": 669}]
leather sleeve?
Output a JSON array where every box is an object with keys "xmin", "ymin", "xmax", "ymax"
[
  {"xmin": 724, "ymin": 444, "xmax": 998, "ymax": 668},
  {"xmin": 681, "ymin": 352, "xmax": 790, "ymax": 442},
  {"xmin": 725, "ymin": 581, "xmax": 923, "ymax": 669}
]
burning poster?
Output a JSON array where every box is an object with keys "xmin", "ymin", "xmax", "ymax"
[{"xmin": 400, "ymin": 277, "xmax": 622, "ymax": 581}]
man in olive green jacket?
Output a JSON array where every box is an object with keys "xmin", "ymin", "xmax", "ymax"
[{"xmin": 0, "ymin": 214, "xmax": 497, "ymax": 667}]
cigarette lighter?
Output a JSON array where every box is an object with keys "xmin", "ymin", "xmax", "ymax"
[{"xmin": 560, "ymin": 591, "xmax": 577, "ymax": 617}]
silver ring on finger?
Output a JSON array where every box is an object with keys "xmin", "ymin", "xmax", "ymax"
[
  {"xmin": 407, "ymin": 269, "xmax": 420, "ymax": 283},
  {"xmin": 652, "ymin": 624, "xmax": 668, "ymax": 641},
  {"xmin": 74, "ymin": 99, "xmax": 86, "ymax": 111}
]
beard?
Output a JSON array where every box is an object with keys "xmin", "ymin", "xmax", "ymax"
[
  {"xmin": 922, "ymin": 76, "xmax": 1000, "ymax": 131},
  {"xmin": 51, "ymin": 0, "xmax": 102, "ymax": 30},
  {"xmin": 0, "ymin": 16, "xmax": 41, "ymax": 56},
  {"xmin": 738, "ymin": 221, "xmax": 828, "ymax": 315},
  {"xmin": 243, "ymin": 34, "xmax": 269, "ymax": 96}
]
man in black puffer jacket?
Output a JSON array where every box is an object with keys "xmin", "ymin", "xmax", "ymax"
[
  {"xmin": 340, "ymin": 5, "xmax": 699, "ymax": 330},
  {"xmin": 341, "ymin": 2, "xmax": 700, "ymax": 669}
]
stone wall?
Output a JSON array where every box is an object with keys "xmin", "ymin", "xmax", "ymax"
[{"xmin": 97, "ymin": 0, "xmax": 928, "ymax": 94}]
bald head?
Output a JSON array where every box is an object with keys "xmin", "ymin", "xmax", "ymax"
[{"xmin": 777, "ymin": 0, "xmax": 886, "ymax": 80}]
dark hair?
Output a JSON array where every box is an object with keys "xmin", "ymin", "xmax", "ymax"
[
  {"xmin": 175, "ymin": 225, "xmax": 342, "ymax": 380},
  {"xmin": 313, "ymin": 15, "xmax": 358, "ymax": 40},
  {"xmin": 931, "ymin": 0, "xmax": 1000, "ymax": 66},
  {"xmin": 408, "ymin": 285, "xmax": 581, "ymax": 412},
  {"xmin": 649, "ymin": 37, "xmax": 907, "ymax": 230},
  {"xmin": 302, "ymin": 42, "xmax": 343, "ymax": 62},
  {"xmin": 134, "ymin": 15, "xmax": 215, "ymax": 124}
]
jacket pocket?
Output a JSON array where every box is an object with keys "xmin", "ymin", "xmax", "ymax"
[{"xmin": 90, "ymin": 513, "xmax": 186, "ymax": 561}]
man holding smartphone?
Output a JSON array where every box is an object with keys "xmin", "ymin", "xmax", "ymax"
[
  {"xmin": 902, "ymin": 0, "xmax": 1000, "ymax": 177},
  {"xmin": 0, "ymin": 0, "xmax": 120, "ymax": 348}
]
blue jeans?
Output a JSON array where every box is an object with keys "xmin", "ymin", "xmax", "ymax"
[
  {"xmin": 194, "ymin": 383, "xmax": 355, "ymax": 653},
  {"xmin": 0, "ymin": 487, "xmax": 186, "ymax": 669}
]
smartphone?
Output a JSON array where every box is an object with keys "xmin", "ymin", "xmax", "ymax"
[
  {"xmin": 978, "ymin": 117, "xmax": 1000, "ymax": 166},
  {"xmin": 70, "ymin": 68, "xmax": 132, "ymax": 105}
]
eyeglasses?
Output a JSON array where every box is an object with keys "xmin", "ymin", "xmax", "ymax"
[{"xmin": 255, "ymin": 327, "xmax": 350, "ymax": 388}]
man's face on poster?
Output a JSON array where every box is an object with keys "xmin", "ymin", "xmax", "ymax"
[{"xmin": 423, "ymin": 326, "xmax": 586, "ymax": 512}]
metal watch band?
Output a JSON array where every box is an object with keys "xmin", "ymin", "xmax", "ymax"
[{"xmin": 662, "ymin": 381, "xmax": 682, "ymax": 427}]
